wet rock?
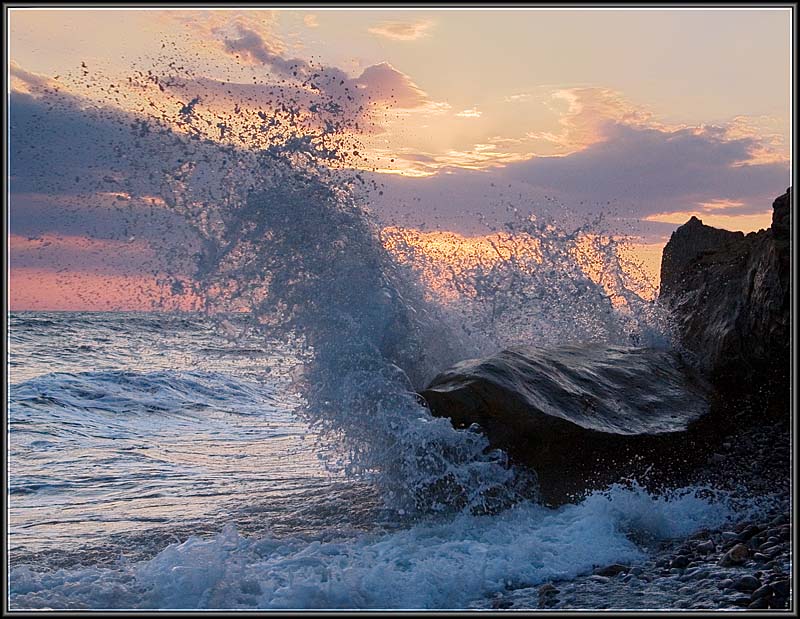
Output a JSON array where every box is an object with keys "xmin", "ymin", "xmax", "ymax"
[
  {"xmin": 537, "ymin": 583, "xmax": 558, "ymax": 595},
  {"xmin": 769, "ymin": 514, "xmax": 788, "ymax": 527},
  {"xmin": 491, "ymin": 598, "xmax": 514, "ymax": 609},
  {"xmin": 771, "ymin": 580, "xmax": 789, "ymax": 598},
  {"xmin": 420, "ymin": 344, "xmax": 711, "ymax": 504},
  {"xmin": 751, "ymin": 584, "xmax": 772, "ymax": 600},
  {"xmin": 724, "ymin": 594, "xmax": 752, "ymax": 607},
  {"xmin": 670, "ymin": 555, "xmax": 690, "ymax": 569},
  {"xmin": 737, "ymin": 524, "xmax": 761, "ymax": 541},
  {"xmin": 733, "ymin": 575, "xmax": 761, "ymax": 592},
  {"xmin": 719, "ymin": 543, "xmax": 749, "ymax": 566},
  {"xmin": 659, "ymin": 188, "xmax": 791, "ymax": 393},
  {"xmin": 748, "ymin": 598, "xmax": 769, "ymax": 609},
  {"xmin": 592, "ymin": 564, "xmax": 629, "ymax": 577},
  {"xmin": 696, "ymin": 540, "xmax": 715, "ymax": 553}
]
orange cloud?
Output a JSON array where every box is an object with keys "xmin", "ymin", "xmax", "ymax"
[
  {"xmin": 455, "ymin": 107, "xmax": 482, "ymax": 119},
  {"xmin": 368, "ymin": 20, "xmax": 433, "ymax": 41}
]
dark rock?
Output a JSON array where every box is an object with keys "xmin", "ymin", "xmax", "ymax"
[
  {"xmin": 658, "ymin": 188, "xmax": 791, "ymax": 395},
  {"xmin": 538, "ymin": 583, "xmax": 559, "ymax": 595},
  {"xmin": 588, "ymin": 575, "xmax": 610, "ymax": 584},
  {"xmin": 769, "ymin": 596, "xmax": 789, "ymax": 609},
  {"xmin": 748, "ymin": 598, "xmax": 769, "ymax": 609},
  {"xmin": 593, "ymin": 563, "xmax": 629, "ymax": 577},
  {"xmin": 751, "ymin": 584, "xmax": 773, "ymax": 600},
  {"xmin": 725, "ymin": 594, "xmax": 752, "ymax": 607},
  {"xmin": 696, "ymin": 540, "xmax": 715, "ymax": 553},
  {"xmin": 771, "ymin": 579, "xmax": 789, "ymax": 597},
  {"xmin": 491, "ymin": 598, "xmax": 513, "ymax": 609},
  {"xmin": 670, "ymin": 555, "xmax": 690, "ymax": 569},
  {"xmin": 719, "ymin": 543, "xmax": 749, "ymax": 566},
  {"xmin": 733, "ymin": 575, "xmax": 761, "ymax": 592},
  {"xmin": 420, "ymin": 344, "xmax": 711, "ymax": 503},
  {"xmin": 769, "ymin": 514, "xmax": 788, "ymax": 527},
  {"xmin": 737, "ymin": 524, "xmax": 761, "ymax": 541}
]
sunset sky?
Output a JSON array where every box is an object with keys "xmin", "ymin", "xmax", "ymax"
[{"xmin": 8, "ymin": 7, "xmax": 793, "ymax": 310}]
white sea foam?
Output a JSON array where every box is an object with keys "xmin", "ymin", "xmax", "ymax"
[{"xmin": 9, "ymin": 482, "xmax": 752, "ymax": 610}]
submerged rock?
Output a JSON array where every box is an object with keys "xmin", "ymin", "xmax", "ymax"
[
  {"xmin": 659, "ymin": 188, "xmax": 791, "ymax": 392},
  {"xmin": 420, "ymin": 343, "xmax": 712, "ymax": 504}
]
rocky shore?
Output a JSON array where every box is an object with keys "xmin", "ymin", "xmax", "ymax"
[{"xmin": 476, "ymin": 414, "xmax": 791, "ymax": 610}]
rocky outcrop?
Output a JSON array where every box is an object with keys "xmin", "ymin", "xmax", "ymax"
[
  {"xmin": 419, "ymin": 188, "xmax": 790, "ymax": 504},
  {"xmin": 658, "ymin": 188, "xmax": 791, "ymax": 393},
  {"xmin": 420, "ymin": 344, "xmax": 713, "ymax": 504}
]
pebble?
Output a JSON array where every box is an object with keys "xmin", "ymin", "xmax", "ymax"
[
  {"xmin": 771, "ymin": 580, "xmax": 789, "ymax": 597},
  {"xmin": 592, "ymin": 564, "xmax": 629, "ymax": 577},
  {"xmin": 769, "ymin": 514, "xmax": 788, "ymax": 527},
  {"xmin": 733, "ymin": 575, "xmax": 761, "ymax": 592},
  {"xmin": 724, "ymin": 594, "xmax": 752, "ymax": 607},
  {"xmin": 739, "ymin": 524, "xmax": 761, "ymax": 542},
  {"xmin": 719, "ymin": 543, "xmax": 749, "ymax": 566},
  {"xmin": 718, "ymin": 579, "xmax": 734, "ymax": 590},
  {"xmin": 670, "ymin": 555, "xmax": 690, "ymax": 569},
  {"xmin": 538, "ymin": 583, "xmax": 559, "ymax": 595},
  {"xmin": 696, "ymin": 540, "xmax": 715, "ymax": 553},
  {"xmin": 588, "ymin": 575, "xmax": 610, "ymax": 584}
]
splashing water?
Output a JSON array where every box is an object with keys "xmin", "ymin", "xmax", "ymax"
[{"xmin": 13, "ymin": 51, "xmax": 675, "ymax": 518}]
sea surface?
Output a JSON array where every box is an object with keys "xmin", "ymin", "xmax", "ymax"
[{"xmin": 8, "ymin": 311, "xmax": 759, "ymax": 610}]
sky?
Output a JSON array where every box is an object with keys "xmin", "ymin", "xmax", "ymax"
[{"xmin": 7, "ymin": 7, "xmax": 793, "ymax": 310}]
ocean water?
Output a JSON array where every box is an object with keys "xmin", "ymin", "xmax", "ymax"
[{"xmin": 8, "ymin": 311, "xmax": 754, "ymax": 610}]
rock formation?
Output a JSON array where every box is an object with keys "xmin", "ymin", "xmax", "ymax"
[
  {"xmin": 658, "ymin": 188, "xmax": 791, "ymax": 394},
  {"xmin": 421, "ymin": 344, "xmax": 713, "ymax": 504},
  {"xmin": 419, "ymin": 188, "xmax": 791, "ymax": 504}
]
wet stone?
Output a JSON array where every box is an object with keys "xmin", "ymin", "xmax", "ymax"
[
  {"xmin": 733, "ymin": 575, "xmax": 761, "ymax": 592},
  {"xmin": 587, "ymin": 575, "xmax": 610, "ymax": 584},
  {"xmin": 592, "ymin": 564, "xmax": 629, "ymax": 577},
  {"xmin": 696, "ymin": 540, "xmax": 715, "ymax": 553},
  {"xmin": 719, "ymin": 543, "xmax": 749, "ymax": 566},
  {"xmin": 771, "ymin": 580, "xmax": 789, "ymax": 597}
]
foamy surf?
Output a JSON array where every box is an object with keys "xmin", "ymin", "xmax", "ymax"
[{"xmin": 10, "ymin": 483, "xmax": 754, "ymax": 610}]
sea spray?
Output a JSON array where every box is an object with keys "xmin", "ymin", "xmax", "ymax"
[{"xmin": 13, "ymin": 53, "xmax": 671, "ymax": 516}]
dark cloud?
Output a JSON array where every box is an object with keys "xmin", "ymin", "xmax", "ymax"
[
  {"xmin": 499, "ymin": 121, "xmax": 789, "ymax": 217},
  {"xmin": 213, "ymin": 24, "xmax": 433, "ymax": 119},
  {"xmin": 222, "ymin": 25, "xmax": 305, "ymax": 75}
]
